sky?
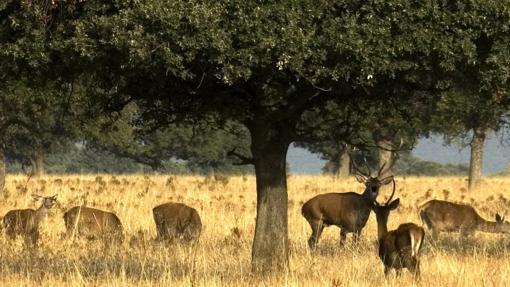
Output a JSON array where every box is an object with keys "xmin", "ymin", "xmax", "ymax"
[{"xmin": 287, "ymin": 133, "xmax": 510, "ymax": 175}]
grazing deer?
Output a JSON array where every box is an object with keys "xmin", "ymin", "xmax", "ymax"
[
  {"xmin": 301, "ymin": 158, "xmax": 393, "ymax": 249},
  {"xmin": 153, "ymin": 202, "xmax": 202, "ymax": 243},
  {"xmin": 63, "ymin": 206, "xmax": 124, "ymax": 242},
  {"xmin": 419, "ymin": 199, "xmax": 510, "ymax": 238},
  {"xmin": 3, "ymin": 194, "xmax": 58, "ymax": 246},
  {"xmin": 373, "ymin": 186, "xmax": 425, "ymax": 278}
]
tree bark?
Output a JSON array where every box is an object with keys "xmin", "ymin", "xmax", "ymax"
[
  {"xmin": 250, "ymin": 126, "xmax": 290, "ymax": 273},
  {"xmin": 468, "ymin": 127, "xmax": 487, "ymax": 190},
  {"xmin": 336, "ymin": 146, "xmax": 350, "ymax": 178},
  {"xmin": 0, "ymin": 148, "xmax": 5, "ymax": 192},
  {"xmin": 30, "ymin": 151, "xmax": 45, "ymax": 177},
  {"xmin": 377, "ymin": 138, "xmax": 395, "ymax": 178}
]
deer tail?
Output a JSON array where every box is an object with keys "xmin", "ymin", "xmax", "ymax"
[{"xmin": 409, "ymin": 227, "xmax": 425, "ymax": 258}]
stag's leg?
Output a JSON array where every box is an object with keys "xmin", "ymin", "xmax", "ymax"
[{"xmin": 307, "ymin": 219, "xmax": 324, "ymax": 249}]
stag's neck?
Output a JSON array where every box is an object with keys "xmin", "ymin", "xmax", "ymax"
[
  {"xmin": 477, "ymin": 219, "xmax": 505, "ymax": 233},
  {"xmin": 375, "ymin": 217, "xmax": 388, "ymax": 242}
]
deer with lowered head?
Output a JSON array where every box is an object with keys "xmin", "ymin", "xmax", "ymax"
[
  {"xmin": 3, "ymin": 194, "xmax": 58, "ymax": 246},
  {"xmin": 301, "ymin": 157, "xmax": 393, "ymax": 249},
  {"xmin": 153, "ymin": 202, "xmax": 202, "ymax": 243},
  {"xmin": 419, "ymin": 199, "xmax": 510, "ymax": 238},
  {"xmin": 63, "ymin": 206, "xmax": 124, "ymax": 242},
  {"xmin": 373, "ymin": 184, "xmax": 425, "ymax": 278}
]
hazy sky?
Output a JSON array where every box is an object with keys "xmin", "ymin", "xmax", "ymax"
[{"xmin": 287, "ymin": 134, "xmax": 510, "ymax": 175}]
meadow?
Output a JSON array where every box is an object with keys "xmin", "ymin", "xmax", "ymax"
[{"xmin": 0, "ymin": 174, "xmax": 510, "ymax": 286}]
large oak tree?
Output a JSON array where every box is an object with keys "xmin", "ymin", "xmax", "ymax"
[{"xmin": 3, "ymin": 0, "xmax": 507, "ymax": 273}]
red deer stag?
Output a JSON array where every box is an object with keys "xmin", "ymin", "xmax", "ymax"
[
  {"xmin": 301, "ymin": 158, "xmax": 393, "ymax": 249},
  {"xmin": 3, "ymin": 194, "xmax": 58, "ymax": 246},
  {"xmin": 373, "ymin": 186, "xmax": 425, "ymax": 278},
  {"xmin": 419, "ymin": 199, "xmax": 510, "ymax": 238},
  {"xmin": 63, "ymin": 206, "xmax": 124, "ymax": 242},
  {"xmin": 153, "ymin": 202, "xmax": 202, "ymax": 243}
]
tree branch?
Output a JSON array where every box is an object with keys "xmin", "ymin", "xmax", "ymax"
[{"xmin": 227, "ymin": 148, "xmax": 254, "ymax": 166}]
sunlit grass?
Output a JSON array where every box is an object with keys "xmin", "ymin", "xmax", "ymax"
[{"xmin": 0, "ymin": 174, "xmax": 509, "ymax": 286}]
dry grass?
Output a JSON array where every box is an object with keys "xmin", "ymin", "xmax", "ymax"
[{"xmin": 1, "ymin": 174, "xmax": 510, "ymax": 286}]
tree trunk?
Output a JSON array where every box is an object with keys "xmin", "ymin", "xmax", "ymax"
[
  {"xmin": 0, "ymin": 148, "xmax": 5, "ymax": 192},
  {"xmin": 377, "ymin": 138, "xmax": 395, "ymax": 178},
  {"xmin": 30, "ymin": 152, "xmax": 45, "ymax": 177},
  {"xmin": 336, "ymin": 146, "xmax": 350, "ymax": 178},
  {"xmin": 468, "ymin": 128, "xmax": 487, "ymax": 190},
  {"xmin": 250, "ymin": 127, "xmax": 290, "ymax": 273}
]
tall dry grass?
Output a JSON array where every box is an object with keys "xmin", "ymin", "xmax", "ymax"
[{"xmin": 0, "ymin": 174, "xmax": 509, "ymax": 286}]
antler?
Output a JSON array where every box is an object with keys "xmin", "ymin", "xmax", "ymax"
[
  {"xmin": 361, "ymin": 154, "xmax": 372, "ymax": 177},
  {"xmin": 385, "ymin": 178, "xmax": 396, "ymax": 205},
  {"xmin": 377, "ymin": 162, "xmax": 387, "ymax": 177},
  {"xmin": 349, "ymin": 152, "xmax": 370, "ymax": 179}
]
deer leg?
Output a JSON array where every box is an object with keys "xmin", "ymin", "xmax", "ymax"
[
  {"xmin": 430, "ymin": 228, "xmax": 439, "ymax": 241},
  {"xmin": 339, "ymin": 229, "xmax": 348, "ymax": 245},
  {"xmin": 395, "ymin": 268, "xmax": 402, "ymax": 277},
  {"xmin": 33, "ymin": 231, "xmax": 39, "ymax": 246},
  {"xmin": 411, "ymin": 260, "xmax": 421, "ymax": 281},
  {"xmin": 308, "ymin": 219, "xmax": 324, "ymax": 249},
  {"xmin": 460, "ymin": 228, "xmax": 472, "ymax": 240},
  {"xmin": 352, "ymin": 229, "xmax": 362, "ymax": 243},
  {"xmin": 6, "ymin": 229, "xmax": 16, "ymax": 241},
  {"xmin": 384, "ymin": 266, "xmax": 391, "ymax": 277}
]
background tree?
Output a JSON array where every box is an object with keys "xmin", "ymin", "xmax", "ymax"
[
  {"xmin": 85, "ymin": 103, "xmax": 252, "ymax": 174},
  {"xmin": 431, "ymin": 10, "xmax": 510, "ymax": 190}
]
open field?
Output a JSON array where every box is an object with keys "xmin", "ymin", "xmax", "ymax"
[{"xmin": 1, "ymin": 175, "xmax": 510, "ymax": 286}]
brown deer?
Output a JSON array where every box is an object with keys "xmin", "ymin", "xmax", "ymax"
[
  {"xmin": 3, "ymin": 194, "xmax": 58, "ymax": 246},
  {"xmin": 419, "ymin": 199, "xmax": 510, "ymax": 238},
  {"xmin": 301, "ymin": 158, "xmax": 393, "ymax": 249},
  {"xmin": 63, "ymin": 206, "xmax": 124, "ymax": 242},
  {"xmin": 153, "ymin": 202, "xmax": 202, "ymax": 243},
  {"xmin": 373, "ymin": 186, "xmax": 425, "ymax": 278}
]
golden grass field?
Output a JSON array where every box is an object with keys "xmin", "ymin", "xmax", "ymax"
[{"xmin": 1, "ymin": 174, "xmax": 510, "ymax": 286}]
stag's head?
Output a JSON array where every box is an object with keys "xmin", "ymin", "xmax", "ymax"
[
  {"xmin": 32, "ymin": 194, "xmax": 58, "ymax": 209},
  {"xmin": 372, "ymin": 180, "xmax": 399, "ymax": 223},
  {"xmin": 352, "ymin": 158, "xmax": 394, "ymax": 202}
]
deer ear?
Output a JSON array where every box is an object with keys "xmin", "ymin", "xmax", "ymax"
[
  {"xmin": 389, "ymin": 198, "xmax": 400, "ymax": 210},
  {"xmin": 496, "ymin": 213, "xmax": 503, "ymax": 222},
  {"xmin": 32, "ymin": 194, "xmax": 42, "ymax": 201}
]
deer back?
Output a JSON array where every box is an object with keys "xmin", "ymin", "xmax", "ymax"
[
  {"xmin": 379, "ymin": 223, "xmax": 425, "ymax": 267},
  {"xmin": 420, "ymin": 200, "xmax": 481, "ymax": 231},
  {"xmin": 153, "ymin": 202, "xmax": 202, "ymax": 241},
  {"xmin": 302, "ymin": 192, "xmax": 372, "ymax": 230},
  {"xmin": 3, "ymin": 209, "xmax": 37, "ymax": 232},
  {"xmin": 64, "ymin": 206, "xmax": 124, "ymax": 241}
]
